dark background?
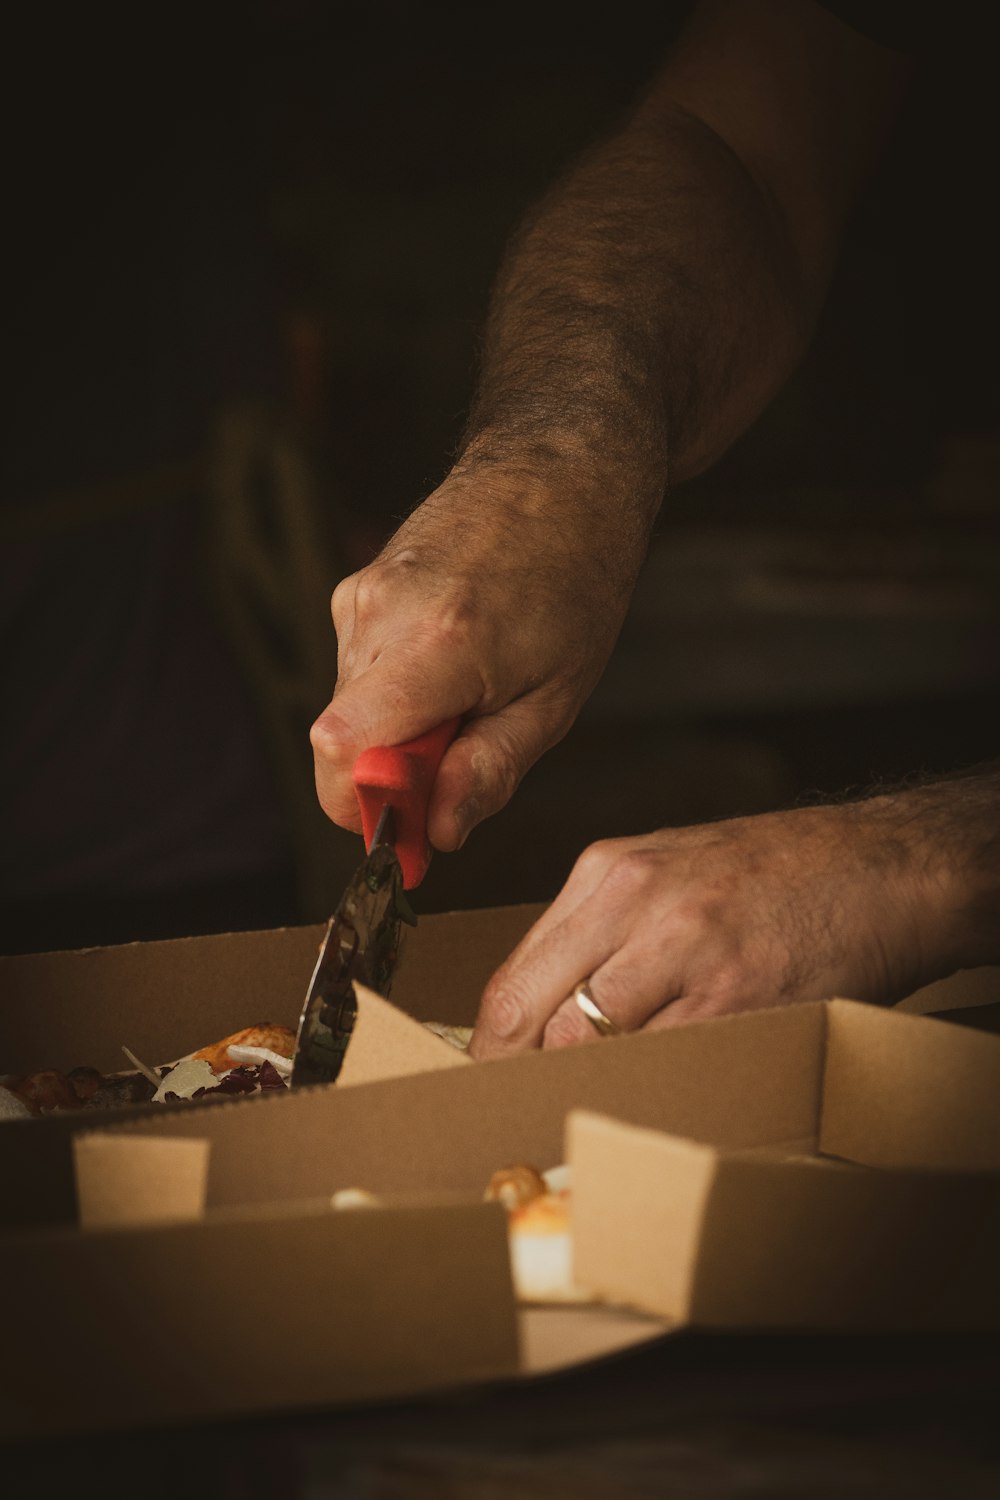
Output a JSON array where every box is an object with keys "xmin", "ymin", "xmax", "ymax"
[{"xmin": 2, "ymin": 1, "xmax": 998, "ymax": 954}]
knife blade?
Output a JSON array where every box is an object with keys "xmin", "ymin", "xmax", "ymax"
[{"xmin": 290, "ymin": 719, "xmax": 460, "ymax": 1087}]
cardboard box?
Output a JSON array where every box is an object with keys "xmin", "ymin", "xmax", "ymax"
[{"xmin": 1, "ymin": 906, "xmax": 999, "ymax": 1439}]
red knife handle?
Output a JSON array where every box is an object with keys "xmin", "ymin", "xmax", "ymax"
[{"xmin": 352, "ymin": 718, "xmax": 461, "ymax": 889}]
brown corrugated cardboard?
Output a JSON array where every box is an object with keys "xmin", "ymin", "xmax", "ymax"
[
  {"xmin": 689, "ymin": 1155, "xmax": 1000, "ymax": 1330},
  {"xmin": 0, "ymin": 982, "xmax": 827, "ymax": 1233},
  {"xmin": 1, "ymin": 923, "xmax": 324, "ymax": 1076},
  {"xmin": 897, "ymin": 964, "xmax": 1000, "ymax": 1017},
  {"xmin": 517, "ymin": 1305, "xmax": 672, "ymax": 1374},
  {"xmin": 73, "ymin": 1132, "xmax": 210, "ymax": 1229},
  {"xmin": 337, "ymin": 984, "xmax": 470, "ymax": 1088},
  {"xmin": 821, "ymin": 999, "xmax": 1000, "ymax": 1172},
  {"xmin": 570, "ymin": 1109, "xmax": 1000, "ymax": 1331},
  {"xmin": 85, "ymin": 996, "xmax": 829, "ymax": 1218},
  {"xmin": 569, "ymin": 1113, "xmax": 717, "ymax": 1320},
  {"xmin": 0, "ymin": 907, "xmax": 533, "ymax": 1233},
  {"xmin": 2, "ymin": 908, "xmax": 999, "ymax": 1441},
  {"xmin": 0, "ymin": 1197, "xmax": 520, "ymax": 1438},
  {"xmin": 0, "ymin": 902, "xmax": 545, "ymax": 1076},
  {"xmin": 2, "ymin": 903, "xmax": 994, "ymax": 1077}
]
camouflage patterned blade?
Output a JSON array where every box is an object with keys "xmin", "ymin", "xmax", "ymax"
[{"xmin": 290, "ymin": 836, "xmax": 416, "ymax": 1088}]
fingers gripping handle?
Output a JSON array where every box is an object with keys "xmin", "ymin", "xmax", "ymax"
[{"xmin": 351, "ymin": 718, "xmax": 461, "ymax": 889}]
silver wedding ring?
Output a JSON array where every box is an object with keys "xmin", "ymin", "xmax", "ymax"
[{"xmin": 573, "ymin": 982, "xmax": 620, "ymax": 1039}]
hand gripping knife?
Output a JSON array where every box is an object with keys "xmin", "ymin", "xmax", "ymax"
[{"xmin": 290, "ymin": 719, "xmax": 459, "ymax": 1087}]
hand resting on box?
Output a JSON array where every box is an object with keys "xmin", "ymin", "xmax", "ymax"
[{"xmin": 469, "ymin": 766, "xmax": 1000, "ymax": 1057}]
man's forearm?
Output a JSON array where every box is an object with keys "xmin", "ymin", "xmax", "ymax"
[
  {"xmin": 455, "ymin": 1, "xmax": 908, "ymax": 516},
  {"xmin": 865, "ymin": 762, "xmax": 1000, "ymax": 980},
  {"xmin": 459, "ymin": 100, "xmax": 806, "ymax": 508},
  {"xmin": 311, "ymin": 5, "xmax": 911, "ymax": 851}
]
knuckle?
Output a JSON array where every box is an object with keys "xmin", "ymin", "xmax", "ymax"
[
  {"xmin": 349, "ymin": 565, "xmax": 390, "ymax": 624},
  {"xmin": 588, "ymin": 968, "xmax": 630, "ymax": 1015},
  {"xmin": 309, "ymin": 713, "xmax": 333, "ymax": 757},
  {"xmin": 479, "ymin": 980, "xmax": 530, "ymax": 1044},
  {"xmin": 348, "ymin": 559, "xmax": 478, "ymax": 662},
  {"xmin": 600, "ymin": 847, "xmax": 655, "ymax": 900},
  {"xmin": 331, "ymin": 573, "xmax": 359, "ymax": 628},
  {"xmin": 309, "ymin": 711, "xmax": 346, "ymax": 760},
  {"xmin": 700, "ymin": 961, "xmax": 740, "ymax": 1004},
  {"xmin": 573, "ymin": 839, "xmax": 619, "ymax": 884},
  {"xmin": 413, "ymin": 601, "xmax": 476, "ymax": 660}
]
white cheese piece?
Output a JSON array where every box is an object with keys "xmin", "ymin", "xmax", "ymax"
[
  {"xmin": 543, "ymin": 1163, "xmax": 571, "ymax": 1193},
  {"xmin": 152, "ymin": 1057, "xmax": 219, "ymax": 1103},
  {"xmin": 0, "ymin": 1084, "xmax": 32, "ymax": 1121}
]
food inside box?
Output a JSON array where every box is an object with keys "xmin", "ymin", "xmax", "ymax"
[
  {"xmin": 2, "ymin": 911, "xmax": 999, "ymax": 1440},
  {"xmin": 57, "ymin": 989, "xmax": 1000, "ymax": 1329},
  {"xmin": 0, "ymin": 904, "xmax": 533, "ymax": 1090}
]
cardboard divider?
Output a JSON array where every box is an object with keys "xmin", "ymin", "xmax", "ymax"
[
  {"xmin": 821, "ymin": 1000, "xmax": 1000, "ymax": 1172},
  {"xmin": 690, "ymin": 1154, "xmax": 1000, "ymax": 1330},
  {"xmin": 569, "ymin": 1108, "xmax": 1000, "ymax": 1331},
  {"xmin": 569, "ymin": 1111, "xmax": 718, "ymax": 1321},
  {"xmin": 90, "ymin": 1002, "xmax": 827, "ymax": 1221},
  {"xmin": 0, "ymin": 1199, "xmax": 520, "ymax": 1439},
  {"xmin": 337, "ymin": 985, "xmax": 470, "ymax": 1087},
  {"xmin": 517, "ymin": 1306, "xmax": 672, "ymax": 1375},
  {"xmin": 897, "ymin": 964, "xmax": 1000, "ymax": 1017},
  {"xmin": 73, "ymin": 1133, "xmax": 210, "ymax": 1229}
]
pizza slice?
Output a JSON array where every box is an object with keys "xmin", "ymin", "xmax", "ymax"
[
  {"xmin": 1, "ymin": 1023, "xmax": 298, "ymax": 1117},
  {"xmin": 2, "ymin": 1017, "xmax": 471, "ymax": 1118}
]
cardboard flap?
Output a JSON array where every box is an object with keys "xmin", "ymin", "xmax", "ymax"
[
  {"xmin": 0, "ymin": 925, "xmax": 324, "ymax": 1076},
  {"xmin": 518, "ymin": 1305, "xmax": 672, "ymax": 1375},
  {"xmin": 691, "ymin": 1153, "xmax": 1000, "ymax": 1330},
  {"xmin": 568, "ymin": 1110, "xmax": 719, "ymax": 1322},
  {"xmin": 338, "ymin": 984, "xmax": 470, "ymax": 1087},
  {"xmin": 73, "ymin": 1133, "xmax": 210, "ymax": 1229},
  {"xmin": 0, "ymin": 1199, "xmax": 519, "ymax": 1439},
  {"xmin": 897, "ymin": 965, "xmax": 1000, "ymax": 1016},
  {"xmin": 821, "ymin": 999, "xmax": 1000, "ymax": 1172},
  {"xmin": 567, "ymin": 1103, "xmax": 1000, "ymax": 1332},
  {"xmin": 392, "ymin": 902, "xmax": 545, "ymax": 1025}
]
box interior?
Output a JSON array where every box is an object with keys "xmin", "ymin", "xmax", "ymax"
[{"xmin": 3, "ymin": 909, "xmax": 1000, "ymax": 1439}]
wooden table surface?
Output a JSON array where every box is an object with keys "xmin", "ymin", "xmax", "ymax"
[{"xmin": 8, "ymin": 1327, "xmax": 1000, "ymax": 1497}]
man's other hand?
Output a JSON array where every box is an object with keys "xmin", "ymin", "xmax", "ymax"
[{"xmin": 469, "ymin": 794, "xmax": 963, "ymax": 1057}]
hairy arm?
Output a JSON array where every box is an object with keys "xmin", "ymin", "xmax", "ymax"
[
  {"xmin": 461, "ymin": 0, "xmax": 909, "ymax": 488},
  {"xmin": 471, "ymin": 763, "xmax": 1000, "ymax": 1058},
  {"xmin": 313, "ymin": 0, "xmax": 911, "ymax": 850}
]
